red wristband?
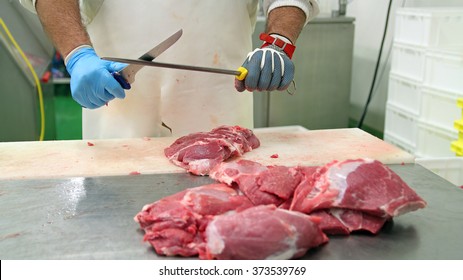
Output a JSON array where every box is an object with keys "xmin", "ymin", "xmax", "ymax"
[{"xmin": 259, "ymin": 33, "xmax": 296, "ymax": 59}]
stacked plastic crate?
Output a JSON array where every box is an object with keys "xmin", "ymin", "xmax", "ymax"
[
  {"xmin": 385, "ymin": 8, "xmax": 463, "ymax": 157},
  {"xmin": 416, "ymin": 98, "xmax": 463, "ymax": 186}
]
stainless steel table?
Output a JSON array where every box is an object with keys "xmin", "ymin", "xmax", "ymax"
[{"xmin": 1, "ymin": 164, "xmax": 462, "ymax": 259}]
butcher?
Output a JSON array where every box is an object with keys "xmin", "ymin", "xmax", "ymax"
[{"xmin": 19, "ymin": 0, "xmax": 319, "ymax": 138}]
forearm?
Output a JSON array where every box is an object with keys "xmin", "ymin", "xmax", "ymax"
[
  {"xmin": 266, "ymin": 6, "xmax": 306, "ymax": 44},
  {"xmin": 35, "ymin": 0, "xmax": 91, "ymax": 57}
]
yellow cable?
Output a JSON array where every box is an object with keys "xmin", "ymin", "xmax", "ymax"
[{"xmin": 0, "ymin": 18, "xmax": 45, "ymax": 141}]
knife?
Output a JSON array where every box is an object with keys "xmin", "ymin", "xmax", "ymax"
[
  {"xmin": 111, "ymin": 29, "xmax": 183, "ymax": 89},
  {"xmin": 105, "ymin": 57, "xmax": 248, "ymax": 81}
]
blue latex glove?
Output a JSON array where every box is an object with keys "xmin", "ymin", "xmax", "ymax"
[
  {"xmin": 235, "ymin": 45, "xmax": 294, "ymax": 92},
  {"xmin": 65, "ymin": 47, "xmax": 127, "ymax": 109}
]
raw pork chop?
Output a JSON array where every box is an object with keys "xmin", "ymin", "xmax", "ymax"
[
  {"xmin": 134, "ymin": 183, "xmax": 253, "ymax": 257},
  {"xmin": 209, "ymin": 160, "xmax": 305, "ymax": 206},
  {"xmin": 164, "ymin": 125, "xmax": 260, "ymax": 175},
  {"xmin": 290, "ymin": 159, "xmax": 427, "ymax": 218},
  {"xmin": 199, "ymin": 205, "xmax": 328, "ymax": 260},
  {"xmin": 310, "ymin": 209, "xmax": 388, "ymax": 235}
]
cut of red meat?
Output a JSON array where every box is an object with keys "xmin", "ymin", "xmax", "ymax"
[
  {"xmin": 199, "ymin": 205, "xmax": 328, "ymax": 260},
  {"xmin": 310, "ymin": 210, "xmax": 350, "ymax": 235},
  {"xmin": 136, "ymin": 156, "xmax": 427, "ymax": 259},
  {"xmin": 182, "ymin": 183, "xmax": 253, "ymax": 216},
  {"xmin": 134, "ymin": 183, "xmax": 253, "ymax": 257},
  {"xmin": 210, "ymin": 158, "xmax": 425, "ymax": 232},
  {"xmin": 310, "ymin": 209, "xmax": 388, "ymax": 235},
  {"xmin": 290, "ymin": 159, "xmax": 427, "ymax": 218},
  {"xmin": 209, "ymin": 160, "xmax": 303, "ymax": 206},
  {"xmin": 164, "ymin": 125, "xmax": 260, "ymax": 175}
]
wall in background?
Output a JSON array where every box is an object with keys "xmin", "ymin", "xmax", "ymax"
[{"xmin": 346, "ymin": 0, "xmax": 463, "ymax": 136}]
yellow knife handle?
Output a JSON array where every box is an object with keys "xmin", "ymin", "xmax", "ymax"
[{"xmin": 236, "ymin": 66, "xmax": 248, "ymax": 81}]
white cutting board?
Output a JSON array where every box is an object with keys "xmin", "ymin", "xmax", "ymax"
[
  {"xmin": 243, "ymin": 127, "xmax": 414, "ymax": 166},
  {"xmin": 0, "ymin": 127, "xmax": 414, "ymax": 180}
]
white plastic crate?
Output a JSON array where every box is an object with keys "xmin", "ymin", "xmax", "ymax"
[
  {"xmin": 424, "ymin": 49, "xmax": 463, "ymax": 93},
  {"xmin": 416, "ymin": 120, "xmax": 458, "ymax": 158},
  {"xmin": 390, "ymin": 43, "xmax": 426, "ymax": 81},
  {"xmin": 383, "ymin": 133, "xmax": 415, "ymax": 155},
  {"xmin": 387, "ymin": 73, "xmax": 422, "ymax": 115},
  {"xmin": 420, "ymin": 86, "xmax": 463, "ymax": 131},
  {"xmin": 415, "ymin": 157, "xmax": 463, "ymax": 186},
  {"xmin": 394, "ymin": 8, "xmax": 463, "ymax": 48},
  {"xmin": 384, "ymin": 102, "xmax": 418, "ymax": 149}
]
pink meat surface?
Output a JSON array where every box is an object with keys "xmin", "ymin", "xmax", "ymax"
[
  {"xmin": 310, "ymin": 209, "xmax": 388, "ymax": 235},
  {"xmin": 134, "ymin": 184, "xmax": 253, "ymax": 257},
  {"xmin": 135, "ymin": 158, "xmax": 427, "ymax": 259},
  {"xmin": 290, "ymin": 159, "xmax": 427, "ymax": 218},
  {"xmin": 164, "ymin": 125, "xmax": 260, "ymax": 175},
  {"xmin": 200, "ymin": 205, "xmax": 328, "ymax": 260},
  {"xmin": 209, "ymin": 160, "xmax": 303, "ymax": 206}
]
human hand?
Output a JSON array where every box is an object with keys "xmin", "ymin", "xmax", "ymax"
[
  {"xmin": 65, "ymin": 47, "xmax": 127, "ymax": 109},
  {"xmin": 235, "ymin": 33, "xmax": 295, "ymax": 92}
]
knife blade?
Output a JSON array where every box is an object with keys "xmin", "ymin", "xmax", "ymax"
[
  {"xmin": 112, "ymin": 29, "xmax": 183, "ymax": 89},
  {"xmin": 105, "ymin": 57, "xmax": 248, "ymax": 80}
]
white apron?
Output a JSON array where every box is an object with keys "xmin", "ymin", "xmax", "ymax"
[{"xmin": 83, "ymin": 0, "xmax": 257, "ymax": 138}]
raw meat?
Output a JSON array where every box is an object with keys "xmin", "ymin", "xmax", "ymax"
[
  {"xmin": 209, "ymin": 160, "xmax": 305, "ymax": 206},
  {"xmin": 290, "ymin": 159, "xmax": 427, "ymax": 218},
  {"xmin": 134, "ymin": 183, "xmax": 253, "ymax": 257},
  {"xmin": 210, "ymin": 159, "xmax": 423, "ymax": 234},
  {"xmin": 136, "ymin": 157, "xmax": 427, "ymax": 259},
  {"xmin": 164, "ymin": 125, "xmax": 260, "ymax": 175},
  {"xmin": 310, "ymin": 209, "xmax": 388, "ymax": 235},
  {"xmin": 199, "ymin": 205, "xmax": 328, "ymax": 260}
]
